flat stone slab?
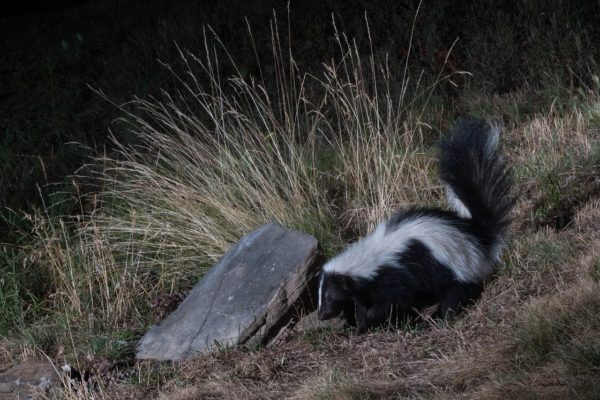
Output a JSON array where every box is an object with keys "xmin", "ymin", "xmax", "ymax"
[
  {"xmin": 0, "ymin": 360, "xmax": 61, "ymax": 399},
  {"xmin": 136, "ymin": 223, "xmax": 320, "ymax": 361}
]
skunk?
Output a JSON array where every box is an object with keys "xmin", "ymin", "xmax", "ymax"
[{"xmin": 317, "ymin": 118, "xmax": 512, "ymax": 332}]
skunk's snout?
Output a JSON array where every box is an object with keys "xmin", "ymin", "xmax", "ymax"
[
  {"xmin": 318, "ymin": 307, "xmax": 336, "ymax": 321},
  {"xmin": 318, "ymin": 310, "xmax": 326, "ymax": 321}
]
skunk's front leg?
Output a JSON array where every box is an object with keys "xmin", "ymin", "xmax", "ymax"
[{"xmin": 354, "ymin": 299, "xmax": 369, "ymax": 333}]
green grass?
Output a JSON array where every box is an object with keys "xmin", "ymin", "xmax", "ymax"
[
  {"xmin": 514, "ymin": 283, "xmax": 600, "ymax": 361},
  {"xmin": 89, "ymin": 329, "xmax": 139, "ymax": 360},
  {"xmin": 496, "ymin": 282, "xmax": 600, "ymax": 399},
  {"xmin": 0, "ymin": 249, "xmax": 24, "ymax": 334},
  {"xmin": 531, "ymin": 147, "xmax": 600, "ymax": 228}
]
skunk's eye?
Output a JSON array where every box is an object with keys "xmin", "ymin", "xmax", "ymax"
[{"xmin": 326, "ymin": 295, "xmax": 333, "ymax": 302}]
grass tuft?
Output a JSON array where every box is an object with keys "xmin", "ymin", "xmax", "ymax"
[{"xmin": 292, "ymin": 369, "xmax": 377, "ymax": 400}]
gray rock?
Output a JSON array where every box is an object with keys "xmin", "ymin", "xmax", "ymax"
[
  {"xmin": 136, "ymin": 223, "xmax": 321, "ymax": 361},
  {"xmin": 0, "ymin": 360, "xmax": 61, "ymax": 399}
]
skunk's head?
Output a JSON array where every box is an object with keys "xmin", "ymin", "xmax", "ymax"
[{"xmin": 318, "ymin": 272, "xmax": 353, "ymax": 320}]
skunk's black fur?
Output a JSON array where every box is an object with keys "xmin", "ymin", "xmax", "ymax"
[{"xmin": 318, "ymin": 118, "xmax": 512, "ymax": 332}]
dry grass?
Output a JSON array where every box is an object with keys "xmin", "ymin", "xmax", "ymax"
[{"xmin": 25, "ymin": 215, "xmax": 144, "ymax": 329}]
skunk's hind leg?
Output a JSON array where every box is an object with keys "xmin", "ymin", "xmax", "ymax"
[{"xmin": 437, "ymin": 282, "xmax": 483, "ymax": 317}]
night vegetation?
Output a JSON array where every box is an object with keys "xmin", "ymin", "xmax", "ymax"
[{"xmin": 1, "ymin": 0, "xmax": 599, "ymax": 398}]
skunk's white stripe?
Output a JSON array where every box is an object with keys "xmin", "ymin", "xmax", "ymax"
[
  {"xmin": 446, "ymin": 186, "xmax": 471, "ymax": 219},
  {"xmin": 317, "ymin": 273, "xmax": 324, "ymax": 311},
  {"xmin": 323, "ymin": 215, "xmax": 492, "ymax": 283}
]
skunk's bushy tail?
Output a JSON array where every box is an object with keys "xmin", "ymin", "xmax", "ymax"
[{"xmin": 439, "ymin": 118, "xmax": 513, "ymax": 240}]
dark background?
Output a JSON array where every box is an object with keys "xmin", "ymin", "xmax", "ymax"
[{"xmin": 1, "ymin": 0, "xmax": 599, "ymax": 238}]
